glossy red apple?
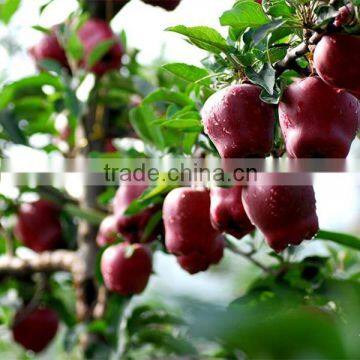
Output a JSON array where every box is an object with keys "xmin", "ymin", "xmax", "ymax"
[
  {"xmin": 201, "ymin": 84, "xmax": 275, "ymax": 158},
  {"xmin": 142, "ymin": 0, "xmax": 181, "ymax": 11},
  {"xmin": 12, "ymin": 307, "xmax": 59, "ymax": 353},
  {"xmin": 177, "ymin": 235, "xmax": 225, "ymax": 274},
  {"xmin": 101, "ymin": 242, "xmax": 152, "ymax": 295},
  {"xmin": 29, "ymin": 29, "xmax": 69, "ymax": 70},
  {"xmin": 163, "ymin": 187, "xmax": 220, "ymax": 256},
  {"xmin": 15, "ymin": 200, "xmax": 63, "ymax": 252},
  {"xmin": 210, "ymin": 186, "xmax": 255, "ymax": 239},
  {"xmin": 242, "ymin": 182, "xmax": 319, "ymax": 252},
  {"xmin": 96, "ymin": 215, "xmax": 118, "ymax": 247},
  {"xmin": 314, "ymin": 34, "xmax": 360, "ymax": 96},
  {"xmin": 78, "ymin": 19, "xmax": 123, "ymax": 76},
  {"xmin": 114, "ymin": 183, "xmax": 161, "ymax": 243},
  {"xmin": 279, "ymin": 76, "xmax": 359, "ymax": 158}
]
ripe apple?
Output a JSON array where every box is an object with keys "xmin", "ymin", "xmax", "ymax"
[
  {"xmin": 12, "ymin": 307, "xmax": 59, "ymax": 353},
  {"xmin": 242, "ymin": 182, "xmax": 319, "ymax": 252},
  {"xmin": 114, "ymin": 184, "xmax": 162, "ymax": 243},
  {"xmin": 210, "ymin": 186, "xmax": 255, "ymax": 239},
  {"xmin": 78, "ymin": 19, "xmax": 123, "ymax": 76},
  {"xmin": 279, "ymin": 76, "xmax": 359, "ymax": 158},
  {"xmin": 201, "ymin": 84, "xmax": 275, "ymax": 158},
  {"xmin": 29, "ymin": 29, "xmax": 69, "ymax": 70},
  {"xmin": 96, "ymin": 215, "xmax": 118, "ymax": 247},
  {"xmin": 314, "ymin": 34, "xmax": 360, "ymax": 97},
  {"xmin": 177, "ymin": 235, "xmax": 225, "ymax": 274},
  {"xmin": 15, "ymin": 200, "xmax": 63, "ymax": 252},
  {"xmin": 142, "ymin": 0, "xmax": 181, "ymax": 11},
  {"xmin": 163, "ymin": 187, "xmax": 220, "ymax": 256},
  {"xmin": 101, "ymin": 242, "xmax": 152, "ymax": 295}
]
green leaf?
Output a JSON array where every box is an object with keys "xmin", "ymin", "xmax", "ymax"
[
  {"xmin": 0, "ymin": 109, "xmax": 28, "ymax": 145},
  {"xmin": 64, "ymin": 203, "xmax": 106, "ymax": 225},
  {"xmin": 66, "ymin": 32, "xmax": 84, "ymax": 61},
  {"xmin": 263, "ymin": 0, "xmax": 294, "ymax": 18},
  {"xmin": 160, "ymin": 118, "xmax": 203, "ymax": 132},
  {"xmin": 142, "ymin": 88, "xmax": 194, "ymax": 107},
  {"xmin": 87, "ymin": 39, "xmax": 116, "ymax": 68},
  {"xmin": 129, "ymin": 105, "xmax": 165, "ymax": 149},
  {"xmin": 134, "ymin": 329, "xmax": 197, "ymax": 356},
  {"xmin": 166, "ymin": 25, "xmax": 231, "ymax": 54},
  {"xmin": 32, "ymin": 25, "xmax": 52, "ymax": 35},
  {"xmin": 0, "ymin": 73, "xmax": 63, "ymax": 110},
  {"xmin": 141, "ymin": 210, "xmax": 162, "ymax": 243},
  {"xmin": 0, "ymin": 0, "xmax": 21, "ymax": 24},
  {"xmin": 163, "ymin": 63, "xmax": 210, "ymax": 85},
  {"xmin": 220, "ymin": 1, "xmax": 268, "ymax": 33},
  {"xmin": 245, "ymin": 63, "xmax": 276, "ymax": 95},
  {"xmin": 250, "ymin": 19, "xmax": 285, "ymax": 46}
]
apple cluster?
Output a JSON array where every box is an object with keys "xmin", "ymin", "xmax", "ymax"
[
  {"xmin": 30, "ymin": 19, "xmax": 123, "ymax": 76},
  {"xmin": 202, "ymin": 75, "xmax": 359, "ymax": 160}
]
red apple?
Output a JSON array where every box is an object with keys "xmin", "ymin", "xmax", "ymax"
[
  {"xmin": 101, "ymin": 242, "xmax": 152, "ymax": 295},
  {"xmin": 12, "ymin": 307, "xmax": 59, "ymax": 353},
  {"xmin": 201, "ymin": 84, "xmax": 275, "ymax": 158},
  {"xmin": 210, "ymin": 186, "xmax": 255, "ymax": 239},
  {"xmin": 279, "ymin": 76, "xmax": 359, "ymax": 158},
  {"xmin": 105, "ymin": 138, "xmax": 117, "ymax": 153},
  {"xmin": 163, "ymin": 187, "xmax": 220, "ymax": 256},
  {"xmin": 29, "ymin": 29, "xmax": 69, "ymax": 70},
  {"xmin": 334, "ymin": 5, "xmax": 353, "ymax": 27},
  {"xmin": 78, "ymin": 19, "xmax": 123, "ymax": 76},
  {"xmin": 242, "ymin": 181, "xmax": 319, "ymax": 252},
  {"xmin": 177, "ymin": 235, "xmax": 225, "ymax": 274},
  {"xmin": 314, "ymin": 34, "xmax": 360, "ymax": 96},
  {"xmin": 142, "ymin": 0, "xmax": 181, "ymax": 11},
  {"xmin": 15, "ymin": 200, "xmax": 63, "ymax": 252},
  {"xmin": 96, "ymin": 215, "xmax": 118, "ymax": 247},
  {"xmin": 114, "ymin": 183, "xmax": 161, "ymax": 243}
]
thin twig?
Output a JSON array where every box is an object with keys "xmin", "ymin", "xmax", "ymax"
[{"xmin": 225, "ymin": 238, "xmax": 274, "ymax": 275}]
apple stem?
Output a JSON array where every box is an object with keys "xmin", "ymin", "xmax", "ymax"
[{"xmin": 315, "ymin": 229, "xmax": 360, "ymax": 251}]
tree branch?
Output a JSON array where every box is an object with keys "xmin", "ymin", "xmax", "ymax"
[
  {"xmin": 0, "ymin": 250, "xmax": 77, "ymax": 276},
  {"xmin": 275, "ymin": 31, "xmax": 323, "ymax": 75},
  {"xmin": 225, "ymin": 238, "xmax": 275, "ymax": 274}
]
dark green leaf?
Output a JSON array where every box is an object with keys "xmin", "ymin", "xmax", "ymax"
[{"xmin": 87, "ymin": 39, "xmax": 116, "ymax": 68}]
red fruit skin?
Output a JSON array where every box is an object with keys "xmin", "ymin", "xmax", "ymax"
[
  {"xmin": 314, "ymin": 34, "xmax": 360, "ymax": 96},
  {"xmin": 96, "ymin": 215, "xmax": 118, "ymax": 247},
  {"xmin": 29, "ymin": 30, "xmax": 69, "ymax": 70},
  {"xmin": 163, "ymin": 187, "xmax": 220, "ymax": 256},
  {"xmin": 334, "ymin": 5, "xmax": 353, "ymax": 27},
  {"xmin": 142, "ymin": 0, "xmax": 181, "ymax": 11},
  {"xmin": 279, "ymin": 76, "xmax": 359, "ymax": 158},
  {"xmin": 242, "ymin": 184, "xmax": 319, "ymax": 252},
  {"xmin": 114, "ymin": 184, "xmax": 161, "ymax": 243},
  {"xmin": 177, "ymin": 235, "xmax": 225, "ymax": 274},
  {"xmin": 101, "ymin": 242, "xmax": 152, "ymax": 295},
  {"xmin": 12, "ymin": 307, "xmax": 59, "ymax": 353},
  {"xmin": 78, "ymin": 19, "xmax": 123, "ymax": 76},
  {"xmin": 105, "ymin": 138, "xmax": 117, "ymax": 153},
  {"xmin": 15, "ymin": 200, "xmax": 63, "ymax": 253},
  {"xmin": 210, "ymin": 186, "xmax": 255, "ymax": 239},
  {"xmin": 201, "ymin": 84, "xmax": 275, "ymax": 158}
]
